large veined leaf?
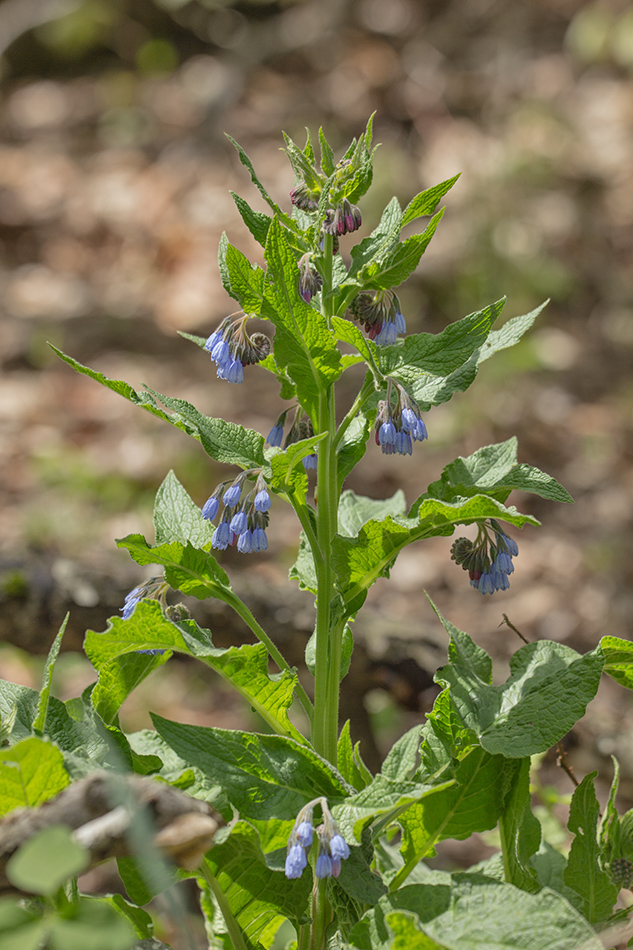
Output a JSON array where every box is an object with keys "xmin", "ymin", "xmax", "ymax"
[
  {"xmin": 333, "ymin": 774, "xmax": 453, "ymax": 843},
  {"xmin": 117, "ymin": 534, "xmax": 232, "ymax": 599},
  {"xmin": 50, "ymin": 347, "xmax": 265, "ymax": 469},
  {"xmin": 348, "ymin": 877, "xmax": 603, "ymax": 950},
  {"xmin": 85, "ymin": 602, "xmax": 304, "ymax": 743},
  {"xmin": 153, "ymin": 470, "xmax": 215, "ymax": 547},
  {"xmin": 394, "ymin": 750, "xmax": 520, "ymax": 888},
  {"xmin": 264, "ymin": 217, "xmax": 342, "ymax": 418},
  {"xmin": 600, "ymin": 636, "xmax": 633, "ymax": 690},
  {"xmin": 418, "ymin": 437, "xmax": 573, "ymax": 509},
  {"xmin": 201, "ymin": 821, "xmax": 311, "ymax": 949},
  {"xmin": 151, "ymin": 715, "xmax": 350, "ymax": 822},
  {"xmin": 431, "ymin": 604, "xmax": 603, "ymax": 757},
  {"xmin": 359, "ymin": 211, "xmax": 445, "ymax": 290}
]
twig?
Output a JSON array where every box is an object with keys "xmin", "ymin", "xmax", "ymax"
[{"xmin": 499, "ymin": 613, "xmax": 529, "ymax": 644}]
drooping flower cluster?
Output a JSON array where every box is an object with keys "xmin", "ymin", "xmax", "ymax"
[
  {"xmin": 298, "ymin": 253, "xmax": 323, "ymax": 303},
  {"xmin": 323, "ymin": 198, "xmax": 362, "ymax": 237},
  {"xmin": 349, "ymin": 290, "xmax": 406, "ymax": 346},
  {"xmin": 290, "ymin": 180, "xmax": 320, "ymax": 212},
  {"xmin": 205, "ymin": 314, "xmax": 271, "ymax": 384},
  {"xmin": 266, "ymin": 409, "xmax": 317, "ymax": 471},
  {"xmin": 285, "ymin": 799, "xmax": 351, "ymax": 881},
  {"xmin": 120, "ymin": 576, "xmax": 170, "ymax": 655},
  {"xmin": 201, "ymin": 471, "xmax": 271, "ymax": 553},
  {"xmin": 375, "ymin": 382, "xmax": 428, "ymax": 456},
  {"xmin": 451, "ymin": 519, "xmax": 519, "ymax": 594}
]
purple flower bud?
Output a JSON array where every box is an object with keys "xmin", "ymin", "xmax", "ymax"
[
  {"xmin": 315, "ymin": 854, "xmax": 333, "ymax": 879},
  {"xmin": 329, "ymin": 834, "xmax": 350, "ymax": 861},
  {"xmin": 285, "ymin": 843, "xmax": 307, "ymax": 879},
  {"xmin": 296, "ymin": 821, "xmax": 313, "ymax": 848},
  {"xmin": 230, "ymin": 510, "xmax": 248, "ymax": 535},
  {"xmin": 201, "ymin": 496, "xmax": 220, "ymax": 521},
  {"xmin": 413, "ymin": 418, "xmax": 428, "ymax": 442},
  {"xmin": 331, "ymin": 858, "xmax": 342, "ymax": 878},
  {"xmin": 223, "ymin": 484, "xmax": 242, "ymax": 507},
  {"xmin": 266, "ymin": 424, "xmax": 284, "ymax": 447},
  {"xmin": 379, "ymin": 421, "xmax": 396, "ymax": 445},
  {"xmin": 237, "ymin": 529, "xmax": 253, "ymax": 553},
  {"xmin": 254, "ymin": 489, "xmax": 271, "ymax": 512},
  {"xmin": 251, "ymin": 527, "xmax": 268, "ymax": 551},
  {"xmin": 212, "ymin": 521, "xmax": 232, "ymax": 550},
  {"xmin": 394, "ymin": 430, "xmax": 413, "ymax": 455}
]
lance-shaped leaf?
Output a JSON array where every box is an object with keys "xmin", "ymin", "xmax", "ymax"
[
  {"xmin": 0, "ymin": 738, "xmax": 69, "ymax": 816},
  {"xmin": 221, "ymin": 239, "xmax": 271, "ymax": 316},
  {"xmin": 497, "ymin": 757, "xmax": 541, "ymax": 894},
  {"xmin": 417, "ymin": 437, "xmax": 573, "ymax": 510},
  {"xmin": 201, "ymin": 821, "xmax": 311, "ymax": 949},
  {"xmin": 32, "ymin": 613, "xmax": 68, "ymax": 735},
  {"xmin": 226, "ymin": 134, "xmax": 296, "ymax": 231},
  {"xmin": 564, "ymin": 772, "xmax": 618, "ymax": 923},
  {"xmin": 152, "ymin": 714, "xmax": 350, "ymax": 821},
  {"xmin": 85, "ymin": 602, "xmax": 305, "ymax": 743},
  {"xmin": 360, "ymin": 210, "xmax": 445, "ymax": 290},
  {"xmin": 400, "ymin": 175, "xmax": 461, "ymax": 228},
  {"xmin": 333, "ymin": 496, "xmax": 540, "ymax": 611},
  {"xmin": 393, "ymin": 750, "xmax": 521, "ymax": 889},
  {"xmin": 348, "ymin": 197, "xmax": 404, "ymax": 278},
  {"xmin": 318, "ymin": 125, "xmax": 335, "ymax": 175},
  {"xmin": 264, "ymin": 217, "xmax": 341, "ymax": 417},
  {"xmin": 231, "ymin": 191, "xmax": 271, "ymax": 247},
  {"xmin": 431, "ymin": 604, "xmax": 603, "ymax": 757},
  {"xmin": 50, "ymin": 347, "xmax": 265, "ymax": 470},
  {"xmin": 348, "ymin": 877, "xmax": 603, "ymax": 950}
]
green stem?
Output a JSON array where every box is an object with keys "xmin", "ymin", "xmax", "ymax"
[
  {"xmin": 310, "ymin": 878, "xmax": 331, "ymax": 950},
  {"xmin": 225, "ymin": 591, "xmax": 313, "ymax": 722},
  {"xmin": 201, "ymin": 864, "xmax": 249, "ymax": 950}
]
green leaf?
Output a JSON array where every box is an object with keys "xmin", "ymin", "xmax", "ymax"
[
  {"xmin": 49, "ymin": 897, "xmax": 136, "ymax": 950},
  {"xmin": 337, "ymin": 721, "xmax": 370, "ymax": 792},
  {"xmin": 203, "ymin": 821, "xmax": 311, "ymax": 946},
  {"xmin": 336, "ymin": 404, "xmax": 374, "ymax": 491},
  {"xmin": 264, "ymin": 217, "xmax": 342, "ymax": 418},
  {"xmin": 117, "ymin": 534, "xmax": 232, "ymax": 599},
  {"xmin": 478, "ymin": 301, "xmax": 548, "ymax": 363},
  {"xmin": 422, "ymin": 438, "xmax": 573, "ymax": 507},
  {"xmin": 381, "ymin": 726, "xmax": 422, "ymax": 782},
  {"xmin": 497, "ymin": 758, "xmax": 541, "ymax": 893},
  {"xmin": 32, "ymin": 612, "xmax": 68, "ymax": 734},
  {"xmin": 348, "ymin": 197, "xmax": 403, "ymax": 278},
  {"xmin": 319, "ymin": 126, "xmax": 335, "ymax": 175},
  {"xmin": 50, "ymin": 347, "xmax": 265, "ymax": 469},
  {"xmin": 333, "ymin": 497, "xmax": 540, "ymax": 612},
  {"xmin": 564, "ymin": 772, "xmax": 619, "ymax": 923},
  {"xmin": 152, "ymin": 715, "xmax": 350, "ymax": 821},
  {"xmin": 223, "ymin": 242, "xmax": 269, "ymax": 315},
  {"xmin": 225, "ymin": 134, "xmax": 294, "ymax": 228},
  {"xmin": 231, "ymin": 191, "xmax": 271, "ymax": 247},
  {"xmin": 600, "ymin": 636, "xmax": 633, "ymax": 690},
  {"xmin": 0, "ymin": 737, "xmax": 69, "ymax": 815},
  {"xmin": 338, "ymin": 489, "xmax": 408, "ymax": 537},
  {"xmin": 6, "ymin": 826, "xmax": 89, "ymax": 895},
  {"xmin": 269, "ymin": 433, "xmax": 326, "ymax": 504},
  {"xmin": 102, "ymin": 895, "xmax": 154, "ymax": 940},
  {"xmin": 288, "ymin": 531, "xmax": 318, "ymax": 594},
  {"xmin": 360, "ymin": 211, "xmax": 445, "ymax": 290},
  {"xmin": 348, "ymin": 877, "xmax": 603, "ymax": 950},
  {"xmin": 305, "ymin": 625, "xmax": 353, "ymax": 682},
  {"xmin": 86, "ymin": 602, "xmax": 305, "ymax": 743},
  {"xmin": 91, "ymin": 651, "xmax": 169, "ymax": 727},
  {"xmin": 431, "ymin": 603, "xmax": 604, "ymax": 757},
  {"xmin": 333, "ymin": 774, "xmax": 452, "ymax": 843},
  {"xmin": 400, "ymin": 175, "xmax": 461, "ymax": 228},
  {"xmin": 395, "ymin": 750, "xmax": 519, "ymax": 888},
  {"xmin": 153, "ymin": 470, "xmax": 215, "ymax": 547}
]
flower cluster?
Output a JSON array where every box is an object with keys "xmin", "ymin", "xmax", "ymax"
[
  {"xmin": 349, "ymin": 289, "xmax": 406, "ymax": 346},
  {"xmin": 201, "ymin": 471, "xmax": 271, "ymax": 553},
  {"xmin": 120, "ymin": 576, "xmax": 170, "ymax": 654},
  {"xmin": 451, "ymin": 519, "xmax": 519, "ymax": 594},
  {"xmin": 375, "ymin": 382, "xmax": 428, "ymax": 456},
  {"xmin": 290, "ymin": 180, "xmax": 320, "ymax": 212},
  {"xmin": 323, "ymin": 198, "xmax": 362, "ymax": 237},
  {"xmin": 285, "ymin": 799, "xmax": 351, "ymax": 881},
  {"xmin": 205, "ymin": 314, "xmax": 271, "ymax": 384},
  {"xmin": 298, "ymin": 253, "xmax": 323, "ymax": 303},
  {"xmin": 266, "ymin": 409, "xmax": 317, "ymax": 471}
]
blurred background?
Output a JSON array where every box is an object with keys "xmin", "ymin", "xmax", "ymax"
[{"xmin": 0, "ymin": 0, "xmax": 632, "ymax": 800}]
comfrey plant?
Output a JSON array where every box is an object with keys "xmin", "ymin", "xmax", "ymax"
[{"xmin": 4, "ymin": 119, "xmax": 633, "ymax": 950}]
